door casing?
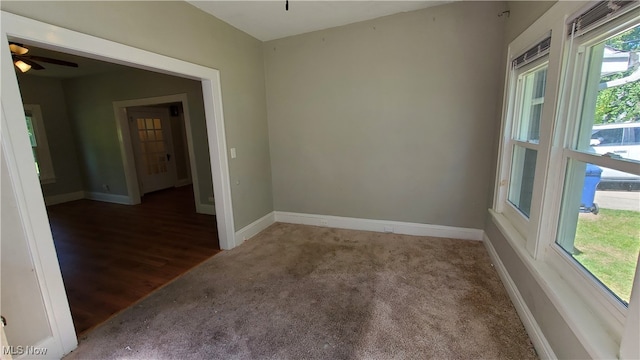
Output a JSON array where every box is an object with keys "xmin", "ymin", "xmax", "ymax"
[{"xmin": 113, "ymin": 94, "xmax": 213, "ymax": 215}]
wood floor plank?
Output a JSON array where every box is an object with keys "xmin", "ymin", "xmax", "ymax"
[{"xmin": 46, "ymin": 185, "xmax": 221, "ymax": 336}]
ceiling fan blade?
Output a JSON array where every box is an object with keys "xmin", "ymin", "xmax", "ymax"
[
  {"xmin": 28, "ymin": 55, "xmax": 78, "ymax": 68},
  {"xmin": 15, "ymin": 56, "xmax": 45, "ymax": 70}
]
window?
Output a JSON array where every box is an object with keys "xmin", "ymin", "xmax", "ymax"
[
  {"xmin": 494, "ymin": 2, "xmax": 639, "ymax": 358},
  {"xmin": 23, "ymin": 104, "xmax": 55, "ymax": 184},
  {"xmin": 508, "ymin": 64, "xmax": 548, "ymax": 219},
  {"xmin": 556, "ymin": 23, "xmax": 640, "ymax": 306},
  {"xmin": 497, "ymin": 36, "xmax": 551, "ymax": 237}
]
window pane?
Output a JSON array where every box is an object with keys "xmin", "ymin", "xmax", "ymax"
[
  {"xmin": 32, "ymin": 148, "xmax": 40, "ymax": 176},
  {"xmin": 556, "ymin": 160, "xmax": 640, "ymax": 305},
  {"xmin": 515, "ymin": 66, "xmax": 547, "ymax": 143},
  {"xmin": 632, "ymin": 127, "xmax": 640, "ymax": 145},
  {"xmin": 576, "ymin": 25, "xmax": 640, "ymax": 166},
  {"xmin": 25, "ymin": 116, "xmax": 37, "ymax": 147},
  {"xmin": 508, "ymin": 145, "xmax": 537, "ymax": 217}
]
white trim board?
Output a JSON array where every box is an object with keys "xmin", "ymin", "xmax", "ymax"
[
  {"xmin": 175, "ymin": 178, "xmax": 192, "ymax": 187},
  {"xmin": 483, "ymin": 233, "xmax": 557, "ymax": 359},
  {"xmin": 44, "ymin": 191, "xmax": 85, "ymax": 206},
  {"xmin": 199, "ymin": 203, "xmax": 216, "ymax": 216},
  {"xmin": 84, "ymin": 191, "xmax": 132, "ymax": 205},
  {"xmin": 234, "ymin": 212, "xmax": 276, "ymax": 247},
  {"xmin": 274, "ymin": 212, "xmax": 484, "ymax": 241}
]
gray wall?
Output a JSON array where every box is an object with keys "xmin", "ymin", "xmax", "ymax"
[
  {"xmin": 2, "ymin": 1, "xmax": 273, "ymax": 229},
  {"xmin": 16, "ymin": 75, "xmax": 85, "ymax": 197},
  {"xmin": 264, "ymin": 1, "xmax": 506, "ymax": 229},
  {"xmin": 485, "ymin": 218, "xmax": 590, "ymax": 358},
  {"xmin": 505, "ymin": 1, "xmax": 557, "ymax": 45},
  {"xmin": 62, "ymin": 68, "xmax": 212, "ymax": 204},
  {"xmin": 168, "ymin": 104, "xmax": 190, "ymax": 181}
]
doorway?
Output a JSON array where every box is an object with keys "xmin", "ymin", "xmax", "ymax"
[
  {"xmin": 114, "ymin": 94, "xmax": 215, "ymax": 215},
  {"xmin": 1, "ymin": 11, "xmax": 236, "ymax": 357},
  {"xmin": 46, "ymin": 186, "xmax": 220, "ymax": 335},
  {"xmin": 8, "ymin": 44, "xmax": 222, "ymax": 338}
]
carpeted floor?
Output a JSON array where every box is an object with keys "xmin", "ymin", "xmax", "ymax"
[{"xmin": 64, "ymin": 223, "xmax": 537, "ymax": 359}]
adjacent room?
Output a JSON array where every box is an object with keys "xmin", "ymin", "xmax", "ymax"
[
  {"xmin": 13, "ymin": 45, "xmax": 222, "ymax": 335},
  {"xmin": 1, "ymin": 1, "xmax": 638, "ymax": 359}
]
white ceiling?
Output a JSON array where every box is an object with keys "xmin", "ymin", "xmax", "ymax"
[{"xmin": 187, "ymin": 1, "xmax": 450, "ymax": 42}]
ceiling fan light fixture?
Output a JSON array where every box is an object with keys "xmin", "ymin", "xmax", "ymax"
[
  {"xmin": 14, "ymin": 60, "xmax": 32, "ymax": 73},
  {"xmin": 9, "ymin": 43, "xmax": 29, "ymax": 55}
]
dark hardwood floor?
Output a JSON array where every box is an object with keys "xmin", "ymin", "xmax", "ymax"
[{"xmin": 46, "ymin": 185, "xmax": 221, "ymax": 336}]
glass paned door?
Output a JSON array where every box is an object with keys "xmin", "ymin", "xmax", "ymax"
[
  {"xmin": 137, "ymin": 117, "xmax": 169, "ymax": 176},
  {"xmin": 128, "ymin": 108, "xmax": 176, "ymax": 194}
]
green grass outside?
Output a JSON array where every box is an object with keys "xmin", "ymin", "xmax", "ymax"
[{"xmin": 574, "ymin": 208, "xmax": 640, "ymax": 304}]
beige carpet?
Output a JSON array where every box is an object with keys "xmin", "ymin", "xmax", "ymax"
[{"xmin": 65, "ymin": 223, "xmax": 537, "ymax": 359}]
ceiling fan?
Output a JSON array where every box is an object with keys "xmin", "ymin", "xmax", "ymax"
[{"xmin": 9, "ymin": 42, "xmax": 79, "ymax": 73}]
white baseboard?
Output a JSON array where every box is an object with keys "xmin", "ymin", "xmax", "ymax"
[
  {"xmin": 84, "ymin": 191, "xmax": 132, "ymax": 205},
  {"xmin": 483, "ymin": 233, "xmax": 556, "ymax": 359},
  {"xmin": 235, "ymin": 212, "xmax": 276, "ymax": 247},
  {"xmin": 198, "ymin": 203, "xmax": 216, "ymax": 215},
  {"xmin": 175, "ymin": 178, "xmax": 192, "ymax": 187},
  {"xmin": 44, "ymin": 191, "xmax": 85, "ymax": 206},
  {"xmin": 273, "ymin": 211, "xmax": 484, "ymax": 241}
]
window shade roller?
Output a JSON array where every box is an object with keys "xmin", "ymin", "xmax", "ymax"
[
  {"xmin": 512, "ymin": 35, "xmax": 552, "ymax": 70},
  {"xmin": 568, "ymin": 1, "xmax": 640, "ymax": 38}
]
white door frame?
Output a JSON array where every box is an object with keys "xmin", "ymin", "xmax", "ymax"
[
  {"xmin": 113, "ymin": 94, "xmax": 211, "ymax": 214},
  {"xmin": 1, "ymin": 10, "xmax": 236, "ymax": 355}
]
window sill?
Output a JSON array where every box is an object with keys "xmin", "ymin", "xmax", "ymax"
[{"xmin": 489, "ymin": 209, "xmax": 620, "ymax": 359}]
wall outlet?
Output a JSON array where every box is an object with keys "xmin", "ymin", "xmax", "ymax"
[
  {"xmin": 319, "ymin": 219, "xmax": 328, "ymax": 227},
  {"xmin": 383, "ymin": 226, "xmax": 394, "ymax": 233}
]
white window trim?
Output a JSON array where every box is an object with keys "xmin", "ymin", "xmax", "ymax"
[
  {"xmin": 544, "ymin": 9, "xmax": 640, "ymax": 342},
  {"xmin": 497, "ymin": 59, "xmax": 547, "ymax": 242},
  {"xmin": 23, "ymin": 104, "xmax": 55, "ymax": 184},
  {"xmin": 493, "ymin": 1, "xmax": 640, "ymax": 358},
  {"xmin": 498, "ymin": 55, "xmax": 558, "ymax": 257}
]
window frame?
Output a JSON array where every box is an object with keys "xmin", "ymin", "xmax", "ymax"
[
  {"xmin": 498, "ymin": 58, "xmax": 549, "ymax": 240},
  {"xmin": 496, "ymin": 32, "xmax": 562, "ymax": 258},
  {"xmin": 494, "ymin": 2, "xmax": 640, "ymax": 358},
  {"xmin": 546, "ymin": 13, "xmax": 640, "ymax": 332},
  {"xmin": 23, "ymin": 104, "xmax": 55, "ymax": 184}
]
